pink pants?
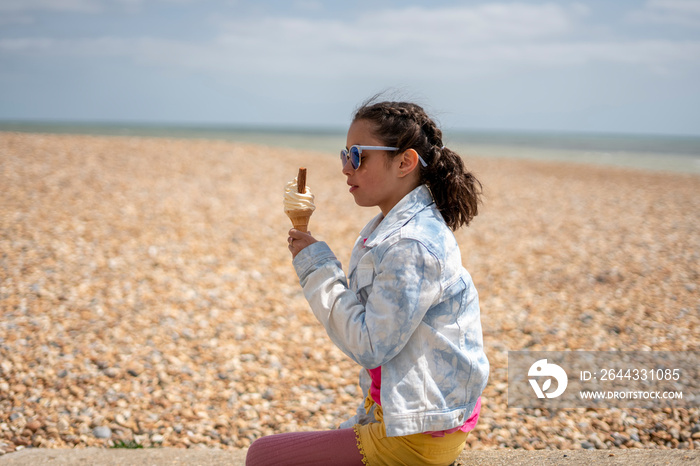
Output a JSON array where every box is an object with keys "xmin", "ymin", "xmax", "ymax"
[{"xmin": 245, "ymin": 429, "xmax": 365, "ymax": 466}]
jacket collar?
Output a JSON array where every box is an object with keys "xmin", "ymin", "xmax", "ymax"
[{"xmin": 360, "ymin": 184, "xmax": 434, "ymax": 249}]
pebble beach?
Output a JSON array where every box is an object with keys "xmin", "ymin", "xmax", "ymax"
[{"xmin": 0, "ymin": 131, "xmax": 698, "ymax": 455}]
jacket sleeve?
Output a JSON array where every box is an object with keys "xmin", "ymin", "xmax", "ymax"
[{"xmin": 293, "ymin": 239, "xmax": 441, "ymax": 369}]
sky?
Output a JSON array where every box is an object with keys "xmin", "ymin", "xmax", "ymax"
[{"xmin": 1, "ymin": 0, "xmax": 699, "ymax": 135}]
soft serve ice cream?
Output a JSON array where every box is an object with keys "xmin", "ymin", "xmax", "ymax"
[
  {"xmin": 284, "ymin": 168, "xmax": 315, "ymax": 231},
  {"xmin": 284, "ymin": 179, "xmax": 315, "ymax": 212}
]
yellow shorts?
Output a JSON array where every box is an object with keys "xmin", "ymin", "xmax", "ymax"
[{"xmin": 353, "ymin": 396, "xmax": 468, "ymax": 466}]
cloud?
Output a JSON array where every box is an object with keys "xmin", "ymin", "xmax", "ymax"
[
  {"xmin": 627, "ymin": 0, "xmax": 700, "ymax": 27},
  {"xmin": 181, "ymin": 3, "xmax": 700, "ymax": 76},
  {"xmin": 0, "ymin": 0, "xmax": 101, "ymax": 12},
  {"xmin": 649, "ymin": 0, "xmax": 700, "ymax": 15},
  {"xmin": 217, "ymin": 3, "xmax": 580, "ymax": 55},
  {"xmin": 210, "ymin": 4, "xmax": 582, "ymax": 75},
  {"xmin": 0, "ymin": 0, "xmax": 194, "ymax": 13},
  {"xmin": 1, "ymin": 3, "xmax": 699, "ymax": 81},
  {"xmin": 292, "ymin": 1, "xmax": 324, "ymax": 12}
]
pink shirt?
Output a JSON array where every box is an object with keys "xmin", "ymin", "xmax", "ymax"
[{"xmin": 368, "ymin": 367, "xmax": 481, "ymax": 437}]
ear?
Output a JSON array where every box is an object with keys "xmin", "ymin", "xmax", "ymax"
[{"xmin": 397, "ymin": 149, "xmax": 420, "ymax": 178}]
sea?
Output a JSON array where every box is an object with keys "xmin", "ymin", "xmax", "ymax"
[{"xmin": 2, "ymin": 121, "xmax": 699, "ymax": 175}]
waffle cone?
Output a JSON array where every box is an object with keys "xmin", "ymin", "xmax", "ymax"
[{"xmin": 286, "ymin": 209, "xmax": 313, "ymax": 232}]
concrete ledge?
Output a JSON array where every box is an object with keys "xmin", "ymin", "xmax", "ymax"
[{"xmin": 1, "ymin": 448, "xmax": 698, "ymax": 465}]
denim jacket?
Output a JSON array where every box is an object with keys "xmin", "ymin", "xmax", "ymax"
[{"xmin": 292, "ymin": 185, "xmax": 489, "ymax": 437}]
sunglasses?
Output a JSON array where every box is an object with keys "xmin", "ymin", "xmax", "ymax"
[{"xmin": 341, "ymin": 145, "xmax": 428, "ymax": 170}]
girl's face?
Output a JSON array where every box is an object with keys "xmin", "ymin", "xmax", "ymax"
[{"xmin": 343, "ymin": 119, "xmax": 406, "ymax": 216}]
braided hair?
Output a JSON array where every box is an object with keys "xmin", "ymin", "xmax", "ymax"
[{"xmin": 353, "ymin": 100, "xmax": 482, "ymax": 230}]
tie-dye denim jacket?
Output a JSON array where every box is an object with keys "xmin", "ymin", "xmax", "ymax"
[{"xmin": 292, "ymin": 185, "xmax": 489, "ymax": 437}]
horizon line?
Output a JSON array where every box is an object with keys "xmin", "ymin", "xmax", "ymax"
[{"xmin": 1, "ymin": 119, "xmax": 699, "ymax": 140}]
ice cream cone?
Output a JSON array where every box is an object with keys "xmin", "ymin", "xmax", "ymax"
[
  {"xmin": 286, "ymin": 209, "xmax": 313, "ymax": 232},
  {"xmin": 284, "ymin": 168, "xmax": 315, "ymax": 232}
]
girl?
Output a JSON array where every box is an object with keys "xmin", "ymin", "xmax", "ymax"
[{"xmin": 246, "ymin": 100, "xmax": 489, "ymax": 466}]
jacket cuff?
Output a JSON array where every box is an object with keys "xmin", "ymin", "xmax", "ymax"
[{"xmin": 292, "ymin": 241, "xmax": 338, "ymax": 284}]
